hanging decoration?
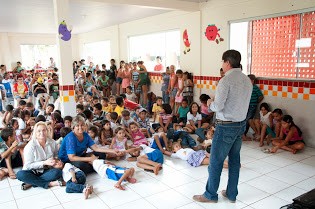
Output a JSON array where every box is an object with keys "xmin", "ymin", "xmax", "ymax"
[
  {"xmin": 183, "ymin": 29, "xmax": 191, "ymax": 54},
  {"xmin": 58, "ymin": 20, "xmax": 72, "ymax": 41},
  {"xmin": 205, "ymin": 24, "xmax": 224, "ymax": 44}
]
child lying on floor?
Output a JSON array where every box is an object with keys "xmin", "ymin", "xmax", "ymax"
[
  {"xmin": 127, "ymin": 145, "xmax": 163, "ymax": 175},
  {"xmin": 165, "ymin": 142, "xmax": 228, "ymax": 168},
  {"xmin": 53, "ymin": 159, "xmax": 93, "ymax": 199},
  {"xmin": 92, "ymin": 159, "xmax": 136, "ymax": 190}
]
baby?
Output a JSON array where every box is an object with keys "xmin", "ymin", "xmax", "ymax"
[{"xmin": 92, "ymin": 159, "xmax": 136, "ymax": 190}]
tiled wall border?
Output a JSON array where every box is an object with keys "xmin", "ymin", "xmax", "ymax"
[
  {"xmin": 59, "ymin": 84, "xmax": 75, "ymax": 103},
  {"xmin": 148, "ymin": 72, "xmax": 315, "ymax": 101}
]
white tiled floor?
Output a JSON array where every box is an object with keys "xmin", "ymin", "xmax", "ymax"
[{"xmin": 1, "ymin": 141, "xmax": 315, "ymax": 209}]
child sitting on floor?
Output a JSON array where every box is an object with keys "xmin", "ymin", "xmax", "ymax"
[
  {"xmin": 109, "ymin": 127, "xmax": 128, "ymax": 160},
  {"xmin": 99, "ymin": 120, "xmax": 114, "ymax": 146},
  {"xmin": 53, "ymin": 159, "xmax": 93, "ymax": 199},
  {"xmin": 148, "ymin": 126, "xmax": 171, "ymax": 154},
  {"xmin": 2, "ymin": 104, "xmax": 14, "ymax": 127},
  {"xmin": 137, "ymin": 108, "xmax": 153, "ymax": 137},
  {"xmin": 92, "ymin": 159, "xmax": 136, "ymax": 190},
  {"xmin": 0, "ymin": 127, "xmax": 19, "ymax": 180},
  {"xmin": 129, "ymin": 122, "xmax": 148, "ymax": 147}
]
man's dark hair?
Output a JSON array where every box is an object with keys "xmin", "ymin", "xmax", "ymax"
[
  {"xmin": 76, "ymin": 104, "xmax": 84, "ymax": 111},
  {"xmin": 60, "ymin": 127, "xmax": 72, "ymax": 138},
  {"xmin": 0, "ymin": 127, "xmax": 14, "ymax": 142},
  {"xmin": 93, "ymin": 103, "xmax": 102, "ymax": 111},
  {"xmin": 116, "ymin": 96, "xmax": 124, "ymax": 106},
  {"xmin": 222, "ymin": 50, "xmax": 241, "ymax": 68},
  {"xmin": 19, "ymin": 100, "xmax": 26, "ymax": 106},
  {"xmin": 47, "ymin": 104, "xmax": 55, "ymax": 109},
  {"xmin": 64, "ymin": 115, "xmax": 73, "ymax": 122},
  {"xmin": 35, "ymin": 115, "xmax": 46, "ymax": 123}
]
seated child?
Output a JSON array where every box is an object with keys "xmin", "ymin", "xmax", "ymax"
[
  {"xmin": 2, "ymin": 104, "xmax": 13, "ymax": 127},
  {"xmin": 56, "ymin": 127, "xmax": 72, "ymax": 148},
  {"xmin": 175, "ymin": 98, "xmax": 189, "ymax": 126},
  {"xmin": 131, "ymin": 106, "xmax": 141, "ymax": 122},
  {"xmin": 109, "ymin": 127, "xmax": 128, "ymax": 160},
  {"xmin": 107, "ymin": 112, "xmax": 119, "ymax": 132},
  {"xmin": 272, "ymin": 108, "xmax": 283, "ymax": 137},
  {"xmin": 99, "ymin": 120, "xmax": 114, "ymax": 146},
  {"xmin": 137, "ymin": 108, "xmax": 153, "ymax": 137},
  {"xmin": 156, "ymin": 104, "xmax": 173, "ymax": 133},
  {"xmin": 120, "ymin": 110, "xmax": 134, "ymax": 138},
  {"xmin": 199, "ymin": 94, "xmax": 214, "ymax": 123},
  {"xmin": 270, "ymin": 115, "xmax": 305, "ymax": 154},
  {"xmin": 53, "ymin": 159, "xmax": 93, "ymax": 199},
  {"xmin": 92, "ymin": 159, "xmax": 136, "ymax": 190},
  {"xmin": 129, "ymin": 122, "xmax": 148, "ymax": 147},
  {"xmin": 185, "ymin": 102, "xmax": 209, "ymax": 133},
  {"xmin": 127, "ymin": 144, "xmax": 163, "ymax": 175},
  {"xmin": 64, "ymin": 116, "xmax": 73, "ymax": 128},
  {"xmin": 125, "ymin": 86, "xmax": 138, "ymax": 103},
  {"xmin": 92, "ymin": 103, "xmax": 106, "ymax": 127},
  {"xmin": 0, "ymin": 127, "xmax": 20, "ymax": 179},
  {"xmin": 202, "ymin": 127, "xmax": 214, "ymax": 149},
  {"xmin": 152, "ymin": 97, "xmax": 163, "ymax": 123},
  {"xmin": 87, "ymin": 126, "xmax": 100, "ymax": 149},
  {"xmin": 49, "ymin": 78, "xmax": 60, "ymax": 101},
  {"xmin": 148, "ymin": 126, "xmax": 171, "ymax": 154},
  {"xmin": 76, "ymin": 104, "xmax": 84, "ymax": 115},
  {"xmin": 101, "ymin": 97, "xmax": 112, "ymax": 113},
  {"xmin": 253, "ymin": 103, "xmax": 275, "ymax": 147},
  {"xmin": 114, "ymin": 96, "xmax": 124, "ymax": 118}
]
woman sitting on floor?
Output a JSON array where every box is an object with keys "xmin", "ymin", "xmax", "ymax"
[{"xmin": 58, "ymin": 115, "xmax": 121, "ymax": 174}]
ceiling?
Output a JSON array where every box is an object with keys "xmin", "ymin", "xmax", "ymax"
[{"xmin": 0, "ymin": 0, "xmax": 204, "ymax": 34}]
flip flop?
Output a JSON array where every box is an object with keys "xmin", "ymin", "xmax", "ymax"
[{"xmin": 21, "ymin": 183, "xmax": 32, "ymax": 191}]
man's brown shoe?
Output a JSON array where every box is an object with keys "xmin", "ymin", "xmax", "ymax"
[
  {"xmin": 192, "ymin": 195, "xmax": 218, "ymax": 203},
  {"xmin": 221, "ymin": 190, "xmax": 236, "ymax": 203}
]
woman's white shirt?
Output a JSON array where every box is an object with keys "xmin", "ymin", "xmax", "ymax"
[{"xmin": 23, "ymin": 137, "xmax": 58, "ymax": 172}]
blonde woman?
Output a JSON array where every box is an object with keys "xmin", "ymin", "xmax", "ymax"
[{"xmin": 17, "ymin": 122, "xmax": 62, "ymax": 190}]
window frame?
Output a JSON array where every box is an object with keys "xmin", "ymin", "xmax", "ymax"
[
  {"xmin": 229, "ymin": 7, "xmax": 315, "ymax": 81},
  {"xmin": 128, "ymin": 29, "xmax": 181, "ymax": 72}
]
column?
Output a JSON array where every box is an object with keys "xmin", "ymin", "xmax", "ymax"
[{"xmin": 53, "ymin": 0, "xmax": 76, "ymax": 117}]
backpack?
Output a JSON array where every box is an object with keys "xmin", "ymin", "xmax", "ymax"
[{"xmin": 280, "ymin": 189, "xmax": 315, "ymax": 209}]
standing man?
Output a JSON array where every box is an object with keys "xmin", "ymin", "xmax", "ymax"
[{"xmin": 193, "ymin": 50, "xmax": 252, "ymax": 203}]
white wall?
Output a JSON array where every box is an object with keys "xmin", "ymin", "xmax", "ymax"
[
  {"xmin": 0, "ymin": 32, "xmax": 79, "ymax": 70},
  {"xmin": 77, "ymin": 25, "xmax": 119, "ymax": 63},
  {"xmin": 199, "ymin": 0, "xmax": 315, "ymax": 148},
  {"xmin": 119, "ymin": 11, "xmax": 201, "ymax": 75}
]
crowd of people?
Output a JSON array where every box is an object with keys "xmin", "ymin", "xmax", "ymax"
[{"xmin": 0, "ymin": 51, "xmax": 305, "ymax": 202}]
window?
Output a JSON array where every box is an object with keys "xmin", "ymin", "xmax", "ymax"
[
  {"xmin": 129, "ymin": 30, "xmax": 180, "ymax": 72},
  {"xmin": 230, "ymin": 11, "xmax": 315, "ymax": 80},
  {"xmin": 20, "ymin": 45, "xmax": 57, "ymax": 69},
  {"xmin": 83, "ymin": 41, "xmax": 111, "ymax": 68},
  {"xmin": 230, "ymin": 22, "xmax": 250, "ymax": 74}
]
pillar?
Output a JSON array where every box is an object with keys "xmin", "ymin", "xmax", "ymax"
[{"xmin": 53, "ymin": 0, "xmax": 76, "ymax": 117}]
